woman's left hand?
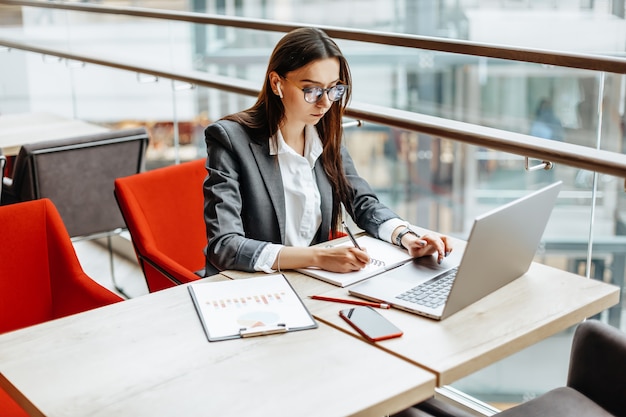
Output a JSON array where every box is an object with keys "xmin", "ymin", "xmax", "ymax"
[{"xmin": 403, "ymin": 233, "xmax": 452, "ymax": 264}]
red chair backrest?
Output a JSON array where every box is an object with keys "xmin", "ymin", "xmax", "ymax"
[
  {"xmin": 0, "ymin": 200, "xmax": 55, "ymax": 332},
  {"xmin": 114, "ymin": 159, "xmax": 207, "ymax": 292},
  {"xmin": 0, "ymin": 199, "xmax": 122, "ymax": 334}
]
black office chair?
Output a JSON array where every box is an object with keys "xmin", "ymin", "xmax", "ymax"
[
  {"xmin": 495, "ymin": 319, "xmax": 626, "ymax": 417},
  {"xmin": 398, "ymin": 320, "xmax": 626, "ymax": 417},
  {"xmin": 1, "ymin": 127, "xmax": 149, "ymax": 297}
]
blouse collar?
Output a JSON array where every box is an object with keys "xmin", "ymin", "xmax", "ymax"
[{"xmin": 270, "ymin": 125, "xmax": 323, "ymax": 167}]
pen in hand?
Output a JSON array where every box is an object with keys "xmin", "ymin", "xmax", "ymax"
[
  {"xmin": 341, "ymin": 221, "xmax": 384, "ymax": 267},
  {"xmin": 341, "ymin": 221, "xmax": 362, "ymax": 250}
]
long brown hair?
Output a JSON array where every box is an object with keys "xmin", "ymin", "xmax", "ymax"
[{"xmin": 224, "ymin": 27, "xmax": 353, "ymax": 238}]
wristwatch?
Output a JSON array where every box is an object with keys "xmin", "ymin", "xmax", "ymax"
[{"xmin": 395, "ymin": 226, "xmax": 420, "ymax": 249}]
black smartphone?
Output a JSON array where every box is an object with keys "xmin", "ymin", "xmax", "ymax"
[{"xmin": 339, "ymin": 306, "xmax": 403, "ymax": 342}]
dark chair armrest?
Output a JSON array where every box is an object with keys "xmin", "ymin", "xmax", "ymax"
[
  {"xmin": 1, "ymin": 176, "xmax": 17, "ymax": 204},
  {"xmin": 390, "ymin": 397, "xmax": 477, "ymax": 417},
  {"xmin": 568, "ymin": 319, "xmax": 626, "ymax": 416}
]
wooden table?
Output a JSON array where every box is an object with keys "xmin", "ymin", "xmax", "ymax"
[
  {"xmin": 0, "ymin": 112, "xmax": 108, "ymax": 156},
  {"xmin": 221, "ymin": 228, "xmax": 620, "ymax": 386},
  {"xmin": 0, "ymin": 275, "xmax": 436, "ymax": 417},
  {"xmin": 268, "ymin": 262, "xmax": 619, "ymax": 386}
]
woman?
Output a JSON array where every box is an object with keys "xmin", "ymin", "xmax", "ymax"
[{"xmin": 203, "ymin": 27, "xmax": 451, "ymax": 276}]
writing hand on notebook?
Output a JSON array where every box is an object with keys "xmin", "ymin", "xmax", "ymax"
[
  {"xmin": 394, "ymin": 228, "xmax": 453, "ymax": 264},
  {"xmin": 317, "ymin": 246, "xmax": 371, "ymax": 272}
]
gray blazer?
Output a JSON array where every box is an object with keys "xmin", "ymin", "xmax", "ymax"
[{"xmin": 203, "ymin": 119, "xmax": 399, "ymax": 274}]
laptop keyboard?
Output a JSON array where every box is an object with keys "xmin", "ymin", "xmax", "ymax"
[{"xmin": 395, "ymin": 268, "xmax": 458, "ymax": 309}]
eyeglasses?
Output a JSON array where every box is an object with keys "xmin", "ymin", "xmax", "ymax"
[{"xmin": 282, "ymin": 77, "xmax": 348, "ymax": 104}]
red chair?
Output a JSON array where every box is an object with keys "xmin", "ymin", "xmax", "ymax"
[
  {"xmin": 0, "ymin": 198, "xmax": 123, "ymax": 416},
  {"xmin": 0, "ymin": 390, "xmax": 28, "ymax": 417},
  {"xmin": 114, "ymin": 159, "xmax": 207, "ymax": 292}
]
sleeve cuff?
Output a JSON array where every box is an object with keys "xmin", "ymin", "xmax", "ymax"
[
  {"xmin": 378, "ymin": 218, "xmax": 409, "ymax": 244},
  {"xmin": 253, "ymin": 243, "xmax": 284, "ymax": 273}
]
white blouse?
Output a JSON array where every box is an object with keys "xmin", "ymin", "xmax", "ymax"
[
  {"xmin": 253, "ymin": 125, "xmax": 405, "ymax": 273},
  {"xmin": 254, "ymin": 125, "xmax": 322, "ymax": 272}
]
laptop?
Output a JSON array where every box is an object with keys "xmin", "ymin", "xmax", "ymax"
[{"xmin": 349, "ymin": 181, "xmax": 562, "ymax": 320}]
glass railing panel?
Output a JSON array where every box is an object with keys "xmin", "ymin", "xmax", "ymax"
[
  {"xmin": 183, "ymin": 0, "xmax": 623, "ymax": 52},
  {"xmin": 76, "ymin": 70, "xmax": 213, "ymax": 168},
  {"xmin": 0, "ymin": 7, "xmax": 198, "ymax": 74},
  {"xmin": 0, "ymin": 48, "xmax": 199, "ymax": 168},
  {"xmin": 344, "ymin": 120, "xmax": 591, "ymax": 237},
  {"xmin": 343, "ymin": 50, "xmax": 618, "ymax": 154},
  {"xmin": 0, "ymin": 47, "xmax": 76, "ymax": 116},
  {"xmin": 194, "ymin": 31, "xmax": 618, "ymax": 157},
  {"xmin": 71, "ymin": 0, "xmax": 622, "ymax": 51}
]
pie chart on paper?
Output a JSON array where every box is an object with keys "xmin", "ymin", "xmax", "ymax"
[{"xmin": 237, "ymin": 311, "xmax": 281, "ymax": 328}]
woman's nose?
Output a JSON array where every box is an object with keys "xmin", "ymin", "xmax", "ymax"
[{"xmin": 317, "ymin": 92, "xmax": 332, "ymax": 107}]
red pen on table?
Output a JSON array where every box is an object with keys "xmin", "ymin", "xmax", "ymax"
[{"xmin": 309, "ymin": 295, "xmax": 390, "ymax": 309}]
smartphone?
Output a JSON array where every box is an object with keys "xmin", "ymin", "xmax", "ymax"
[{"xmin": 339, "ymin": 306, "xmax": 403, "ymax": 342}]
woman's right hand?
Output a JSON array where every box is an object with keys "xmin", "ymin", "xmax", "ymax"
[
  {"xmin": 272, "ymin": 245, "xmax": 370, "ymax": 273},
  {"xmin": 315, "ymin": 246, "xmax": 371, "ymax": 273}
]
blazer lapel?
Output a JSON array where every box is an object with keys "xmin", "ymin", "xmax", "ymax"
[
  {"xmin": 314, "ymin": 161, "xmax": 333, "ymax": 240},
  {"xmin": 250, "ymin": 141, "xmax": 286, "ymax": 242}
]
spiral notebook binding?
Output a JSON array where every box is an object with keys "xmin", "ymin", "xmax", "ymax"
[{"xmin": 370, "ymin": 258, "xmax": 386, "ymax": 267}]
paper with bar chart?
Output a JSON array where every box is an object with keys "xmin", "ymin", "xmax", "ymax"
[{"xmin": 188, "ymin": 274, "xmax": 317, "ymax": 341}]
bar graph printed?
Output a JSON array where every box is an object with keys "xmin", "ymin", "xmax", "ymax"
[
  {"xmin": 204, "ymin": 290, "xmax": 289, "ymax": 329},
  {"xmin": 207, "ymin": 291, "xmax": 287, "ymax": 310}
]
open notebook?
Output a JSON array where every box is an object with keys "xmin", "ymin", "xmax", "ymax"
[{"xmin": 296, "ymin": 235, "xmax": 413, "ymax": 287}]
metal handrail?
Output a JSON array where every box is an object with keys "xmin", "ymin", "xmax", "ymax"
[
  {"xmin": 1, "ymin": 0, "xmax": 626, "ymax": 73},
  {"xmin": 1, "ymin": 37, "xmax": 625, "ymax": 184}
]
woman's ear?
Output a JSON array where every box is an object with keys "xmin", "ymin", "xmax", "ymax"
[{"xmin": 269, "ymin": 72, "xmax": 283, "ymax": 98}]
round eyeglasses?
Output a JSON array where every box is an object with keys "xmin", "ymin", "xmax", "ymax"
[{"xmin": 282, "ymin": 77, "xmax": 348, "ymax": 104}]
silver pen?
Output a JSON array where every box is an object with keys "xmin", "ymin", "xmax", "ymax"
[{"xmin": 341, "ymin": 220, "xmax": 362, "ymax": 250}]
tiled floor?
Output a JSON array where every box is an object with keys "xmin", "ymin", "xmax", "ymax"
[{"xmin": 73, "ymin": 239, "xmax": 149, "ymax": 299}]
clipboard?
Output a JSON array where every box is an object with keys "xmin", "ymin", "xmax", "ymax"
[{"xmin": 188, "ymin": 274, "xmax": 318, "ymax": 342}]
